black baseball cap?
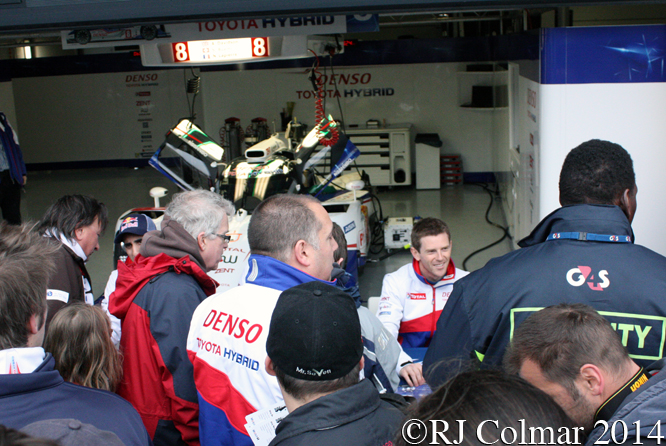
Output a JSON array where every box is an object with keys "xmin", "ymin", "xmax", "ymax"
[{"xmin": 267, "ymin": 281, "xmax": 363, "ymax": 381}]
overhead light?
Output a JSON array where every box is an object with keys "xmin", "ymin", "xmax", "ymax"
[{"xmin": 23, "ymin": 40, "xmax": 31, "ymax": 59}]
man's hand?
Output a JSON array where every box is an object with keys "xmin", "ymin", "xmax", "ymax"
[
  {"xmin": 399, "ymin": 363, "xmax": 425, "ymax": 387},
  {"xmin": 22, "ymin": 175, "xmax": 26, "ymax": 186}
]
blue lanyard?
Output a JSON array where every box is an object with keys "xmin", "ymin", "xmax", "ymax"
[{"xmin": 547, "ymin": 232, "xmax": 632, "ymax": 243}]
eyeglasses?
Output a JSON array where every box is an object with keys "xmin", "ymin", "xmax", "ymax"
[
  {"xmin": 212, "ymin": 233, "xmax": 231, "ymax": 243},
  {"xmin": 121, "ymin": 238, "xmax": 142, "ymax": 251}
]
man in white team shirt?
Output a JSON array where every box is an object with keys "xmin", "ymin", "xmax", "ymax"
[
  {"xmin": 188, "ymin": 194, "xmax": 338, "ymax": 446},
  {"xmin": 377, "ymin": 217, "xmax": 468, "ymax": 350}
]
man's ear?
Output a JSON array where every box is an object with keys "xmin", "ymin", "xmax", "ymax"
[
  {"xmin": 197, "ymin": 232, "xmax": 207, "ymax": 251},
  {"xmin": 578, "ymin": 364, "xmax": 604, "ymax": 397},
  {"xmin": 28, "ymin": 314, "xmax": 40, "ymax": 335},
  {"xmin": 265, "ymin": 357, "xmax": 277, "ymax": 376},
  {"xmin": 293, "ymin": 239, "xmax": 310, "ymax": 267},
  {"xmin": 618, "ymin": 187, "xmax": 637, "ymax": 223},
  {"xmin": 410, "ymin": 246, "xmax": 420, "ymax": 261}
]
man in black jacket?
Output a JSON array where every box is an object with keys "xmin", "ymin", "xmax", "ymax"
[
  {"xmin": 424, "ymin": 139, "xmax": 666, "ymax": 387},
  {"xmin": 265, "ymin": 282, "xmax": 405, "ymax": 446}
]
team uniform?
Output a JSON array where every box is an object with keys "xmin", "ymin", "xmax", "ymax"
[
  {"xmin": 187, "ymin": 254, "xmax": 335, "ymax": 446},
  {"xmin": 377, "ymin": 259, "xmax": 468, "ymax": 348},
  {"xmin": 424, "ymin": 204, "xmax": 666, "ymax": 387}
]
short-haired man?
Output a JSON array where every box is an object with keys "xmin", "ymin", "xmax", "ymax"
[
  {"xmin": 504, "ymin": 304, "xmax": 666, "ymax": 445},
  {"xmin": 331, "ymin": 222, "xmax": 424, "ymax": 389},
  {"xmin": 0, "ymin": 223, "xmax": 151, "ymax": 446},
  {"xmin": 265, "ymin": 282, "xmax": 405, "ymax": 446},
  {"xmin": 424, "ymin": 139, "xmax": 666, "ymax": 387},
  {"xmin": 110, "ymin": 190, "xmax": 234, "ymax": 446},
  {"xmin": 102, "ymin": 213, "xmax": 157, "ymax": 347},
  {"xmin": 188, "ymin": 194, "xmax": 338, "ymax": 446},
  {"xmin": 38, "ymin": 194, "xmax": 108, "ymax": 328},
  {"xmin": 377, "ymin": 217, "xmax": 468, "ymax": 349}
]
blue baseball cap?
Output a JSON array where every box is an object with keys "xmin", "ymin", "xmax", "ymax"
[{"xmin": 114, "ymin": 214, "xmax": 157, "ymax": 244}]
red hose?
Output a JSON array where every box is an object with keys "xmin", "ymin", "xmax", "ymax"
[{"xmin": 309, "ymin": 51, "xmax": 339, "ymax": 147}]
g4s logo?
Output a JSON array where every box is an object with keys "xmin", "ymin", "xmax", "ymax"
[{"xmin": 566, "ymin": 266, "xmax": 609, "ymax": 291}]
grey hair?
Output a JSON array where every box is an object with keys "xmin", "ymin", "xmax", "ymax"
[
  {"xmin": 248, "ymin": 194, "xmax": 321, "ymax": 262},
  {"xmin": 165, "ymin": 190, "xmax": 235, "ymax": 239}
]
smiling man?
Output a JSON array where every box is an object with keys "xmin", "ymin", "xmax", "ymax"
[{"xmin": 376, "ymin": 217, "xmax": 468, "ymax": 350}]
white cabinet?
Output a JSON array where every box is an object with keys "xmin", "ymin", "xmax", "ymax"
[{"xmin": 345, "ymin": 125, "xmax": 414, "ymax": 187}]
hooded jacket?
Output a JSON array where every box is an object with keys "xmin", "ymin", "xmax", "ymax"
[
  {"xmin": 424, "ymin": 204, "xmax": 666, "ymax": 387},
  {"xmin": 110, "ymin": 218, "xmax": 217, "ymax": 446},
  {"xmin": 268, "ymin": 379, "xmax": 404, "ymax": 446}
]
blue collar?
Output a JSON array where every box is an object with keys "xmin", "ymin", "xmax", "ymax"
[{"xmin": 245, "ymin": 254, "xmax": 336, "ymax": 292}]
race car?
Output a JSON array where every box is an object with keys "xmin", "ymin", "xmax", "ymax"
[{"xmin": 114, "ymin": 118, "xmax": 375, "ymax": 293}]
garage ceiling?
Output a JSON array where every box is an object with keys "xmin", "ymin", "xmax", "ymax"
[{"xmin": 0, "ymin": 0, "xmax": 657, "ymax": 33}]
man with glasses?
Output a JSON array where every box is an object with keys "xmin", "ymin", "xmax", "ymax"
[
  {"xmin": 101, "ymin": 213, "xmax": 157, "ymax": 347},
  {"xmin": 109, "ymin": 190, "xmax": 234, "ymax": 446}
]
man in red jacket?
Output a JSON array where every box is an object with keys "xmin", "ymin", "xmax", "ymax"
[{"xmin": 111, "ymin": 189, "xmax": 234, "ymax": 446}]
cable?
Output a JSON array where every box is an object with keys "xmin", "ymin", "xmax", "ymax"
[
  {"xmin": 327, "ymin": 54, "xmax": 365, "ymax": 180},
  {"xmin": 308, "ymin": 50, "xmax": 339, "ymax": 147},
  {"xmin": 185, "ymin": 68, "xmax": 201, "ymax": 123},
  {"xmin": 462, "ymin": 183, "xmax": 511, "ymax": 271}
]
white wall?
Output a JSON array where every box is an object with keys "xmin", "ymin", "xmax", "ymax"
[
  {"xmin": 0, "ymin": 81, "xmax": 17, "ymax": 132},
  {"xmin": 11, "ymin": 69, "xmax": 200, "ymax": 164},
  {"xmin": 202, "ymin": 62, "xmax": 497, "ymax": 173},
  {"xmin": 539, "ymin": 82, "xmax": 666, "ymax": 255}
]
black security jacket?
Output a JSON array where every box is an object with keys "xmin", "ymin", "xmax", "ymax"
[{"xmin": 424, "ymin": 204, "xmax": 666, "ymax": 387}]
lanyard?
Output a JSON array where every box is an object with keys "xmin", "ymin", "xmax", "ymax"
[{"xmin": 547, "ymin": 232, "xmax": 632, "ymax": 243}]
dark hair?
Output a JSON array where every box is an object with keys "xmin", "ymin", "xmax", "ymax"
[
  {"xmin": 248, "ymin": 194, "xmax": 322, "ymax": 262},
  {"xmin": 44, "ymin": 303, "xmax": 123, "ymax": 392},
  {"xmin": 0, "ymin": 223, "xmax": 57, "ymax": 349},
  {"xmin": 331, "ymin": 223, "xmax": 348, "ymax": 266},
  {"xmin": 411, "ymin": 217, "xmax": 450, "ymax": 252},
  {"xmin": 0, "ymin": 425, "xmax": 59, "ymax": 446},
  {"xmin": 559, "ymin": 139, "xmax": 635, "ymax": 206},
  {"xmin": 394, "ymin": 370, "xmax": 575, "ymax": 446},
  {"xmin": 273, "ymin": 362, "xmax": 361, "ymax": 401},
  {"xmin": 503, "ymin": 303, "xmax": 630, "ymax": 398},
  {"xmin": 38, "ymin": 195, "xmax": 108, "ymax": 240}
]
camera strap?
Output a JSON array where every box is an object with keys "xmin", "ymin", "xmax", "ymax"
[{"xmin": 594, "ymin": 367, "xmax": 649, "ymax": 423}]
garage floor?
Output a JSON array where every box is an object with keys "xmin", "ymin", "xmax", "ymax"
[{"xmin": 18, "ymin": 166, "xmax": 513, "ymax": 300}]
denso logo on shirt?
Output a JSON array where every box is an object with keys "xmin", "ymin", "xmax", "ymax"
[{"xmin": 408, "ymin": 292, "xmax": 426, "ymax": 300}]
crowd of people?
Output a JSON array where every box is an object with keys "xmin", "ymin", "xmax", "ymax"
[{"xmin": 2, "ymin": 138, "xmax": 666, "ymax": 446}]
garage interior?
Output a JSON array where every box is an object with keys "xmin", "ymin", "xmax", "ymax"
[{"xmin": 0, "ymin": 2, "xmax": 665, "ymax": 298}]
